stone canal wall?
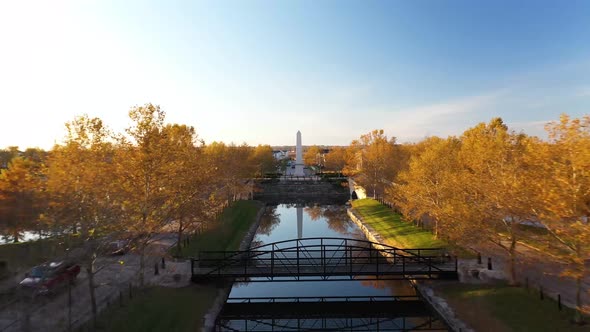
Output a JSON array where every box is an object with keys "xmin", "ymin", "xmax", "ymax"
[
  {"xmin": 254, "ymin": 179, "xmax": 349, "ymax": 204},
  {"xmin": 202, "ymin": 204, "xmax": 266, "ymax": 332},
  {"xmin": 347, "ymin": 207, "xmax": 473, "ymax": 332}
]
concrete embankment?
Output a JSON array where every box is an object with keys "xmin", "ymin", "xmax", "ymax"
[
  {"xmin": 347, "ymin": 207, "xmax": 473, "ymax": 332},
  {"xmin": 201, "ymin": 204, "xmax": 266, "ymax": 332}
]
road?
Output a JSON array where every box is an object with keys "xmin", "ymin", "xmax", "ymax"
[{"xmin": 0, "ymin": 233, "xmax": 191, "ymax": 332}]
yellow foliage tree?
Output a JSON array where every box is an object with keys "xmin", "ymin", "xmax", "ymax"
[
  {"xmin": 0, "ymin": 156, "xmax": 45, "ymax": 243},
  {"xmin": 345, "ymin": 130, "xmax": 396, "ymax": 198},
  {"xmin": 533, "ymin": 114, "xmax": 590, "ymax": 321}
]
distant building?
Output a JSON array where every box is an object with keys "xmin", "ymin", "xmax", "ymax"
[{"xmin": 272, "ymin": 150, "xmax": 288, "ymax": 160}]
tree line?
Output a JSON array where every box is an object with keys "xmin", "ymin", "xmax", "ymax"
[
  {"xmin": 0, "ymin": 104, "xmax": 276, "ymax": 326},
  {"xmin": 320, "ymin": 114, "xmax": 588, "ymax": 321}
]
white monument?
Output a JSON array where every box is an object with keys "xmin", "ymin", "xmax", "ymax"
[
  {"xmin": 294, "ymin": 130, "xmax": 305, "ymax": 176},
  {"xmin": 297, "ymin": 206, "xmax": 303, "ymax": 239}
]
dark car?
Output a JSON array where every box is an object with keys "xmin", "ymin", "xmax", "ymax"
[{"xmin": 19, "ymin": 261, "xmax": 80, "ymax": 297}]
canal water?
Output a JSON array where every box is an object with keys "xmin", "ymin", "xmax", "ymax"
[{"xmin": 221, "ymin": 204, "xmax": 448, "ymax": 331}]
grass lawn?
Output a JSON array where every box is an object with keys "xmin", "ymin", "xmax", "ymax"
[
  {"xmin": 177, "ymin": 200, "xmax": 265, "ymax": 257},
  {"xmin": 437, "ymin": 283, "xmax": 590, "ymax": 332},
  {"xmin": 351, "ymin": 198, "xmax": 447, "ymax": 249},
  {"xmin": 88, "ymin": 286, "xmax": 218, "ymax": 332}
]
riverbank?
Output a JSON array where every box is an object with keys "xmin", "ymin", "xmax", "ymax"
[
  {"xmin": 349, "ymin": 198, "xmax": 589, "ymax": 331},
  {"xmin": 87, "ymin": 200, "xmax": 265, "ymax": 332}
]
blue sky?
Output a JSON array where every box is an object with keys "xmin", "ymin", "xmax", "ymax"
[{"xmin": 1, "ymin": 0, "xmax": 589, "ymax": 148}]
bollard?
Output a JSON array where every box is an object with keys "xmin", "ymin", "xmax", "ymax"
[
  {"xmin": 540, "ymin": 286, "xmax": 544, "ymax": 300},
  {"xmin": 487, "ymin": 257, "xmax": 492, "ymax": 270},
  {"xmin": 162, "ymin": 257, "xmax": 166, "ymax": 269},
  {"xmin": 477, "ymin": 252, "xmax": 482, "ymax": 265},
  {"xmin": 558, "ymin": 294, "xmax": 562, "ymax": 310},
  {"xmin": 155, "ymin": 263, "xmax": 159, "ymax": 275}
]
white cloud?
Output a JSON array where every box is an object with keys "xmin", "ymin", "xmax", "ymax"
[
  {"xmin": 359, "ymin": 92, "xmax": 504, "ymax": 142},
  {"xmin": 575, "ymin": 86, "xmax": 590, "ymax": 98},
  {"xmin": 506, "ymin": 120, "xmax": 550, "ymax": 138}
]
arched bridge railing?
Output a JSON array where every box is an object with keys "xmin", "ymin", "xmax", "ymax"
[{"xmin": 191, "ymin": 237, "xmax": 458, "ymax": 282}]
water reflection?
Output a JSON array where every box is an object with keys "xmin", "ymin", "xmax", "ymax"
[{"xmin": 230, "ymin": 204, "xmax": 419, "ymax": 300}]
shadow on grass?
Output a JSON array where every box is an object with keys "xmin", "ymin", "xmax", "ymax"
[{"xmin": 438, "ymin": 283, "xmax": 590, "ymax": 332}]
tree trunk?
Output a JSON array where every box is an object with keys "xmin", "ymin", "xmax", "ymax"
[
  {"xmin": 574, "ymin": 275, "xmax": 583, "ymax": 323},
  {"xmin": 87, "ymin": 259, "xmax": 97, "ymax": 330},
  {"xmin": 176, "ymin": 217, "xmax": 184, "ymax": 255},
  {"xmin": 434, "ymin": 219, "xmax": 439, "ymax": 239},
  {"xmin": 508, "ymin": 235, "xmax": 517, "ymax": 285},
  {"xmin": 139, "ymin": 247, "xmax": 145, "ymax": 287},
  {"xmin": 13, "ymin": 230, "xmax": 19, "ymax": 243}
]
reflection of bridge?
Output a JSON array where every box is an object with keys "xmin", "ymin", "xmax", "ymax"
[
  {"xmin": 191, "ymin": 238, "xmax": 458, "ymax": 282},
  {"xmin": 216, "ymin": 296, "xmax": 447, "ymax": 331}
]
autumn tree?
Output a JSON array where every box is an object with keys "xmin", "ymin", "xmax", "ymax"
[
  {"xmin": 0, "ymin": 146, "xmax": 21, "ymax": 169},
  {"xmin": 345, "ymin": 130, "xmax": 397, "ymax": 198},
  {"xmin": 249, "ymin": 145, "xmax": 276, "ymax": 177},
  {"xmin": 533, "ymin": 114, "xmax": 590, "ymax": 321},
  {"xmin": 204, "ymin": 142, "xmax": 254, "ymax": 202},
  {"xmin": 390, "ymin": 136, "xmax": 461, "ymax": 239},
  {"xmin": 157, "ymin": 124, "xmax": 223, "ymax": 255},
  {"xmin": 46, "ymin": 115, "xmax": 119, "ymax": 327},
  {"xmin": 0, "ymin": 156, "xmax": 46, "ymax": 242},
  {"xmin": 323, "ymin": 146, "xmax": 347, "ymax": 175},
  {"xmin": 457, "ymin": 118, "xmax": 539, "ymax": 285},
  {"xmin": 303, "ymin": 145, "xmax": 322, "ymax": 167},
  {"xmin": 115, "ymin": 104, "xmax": 176, "ymax": 287}
]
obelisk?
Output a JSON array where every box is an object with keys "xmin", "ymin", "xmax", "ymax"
[{"xmin": 294, "ymin": 130, "xmax": 305, "ymax": 176}]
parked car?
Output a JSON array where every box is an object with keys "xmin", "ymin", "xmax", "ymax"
[
  {"xmin": 19, "ymin": 261, "xmax": 80, "ymax": 297},
  {"xmin": 106, "ymin": 239, "xmax": 131, "ymax": 255}
]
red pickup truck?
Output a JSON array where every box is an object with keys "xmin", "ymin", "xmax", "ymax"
[{"xmin": 19, "ymin": 261, "xmax": 81, "ymax": 296}]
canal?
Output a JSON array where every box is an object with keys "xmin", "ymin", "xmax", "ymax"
[{"xmin": 217, "ymin": 204, "xmax": 448, "ymax": 331}]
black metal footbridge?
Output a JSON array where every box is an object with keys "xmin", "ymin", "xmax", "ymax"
[
  {"xmin": 191, "ymin": 237, "xmax": 458, "ymax": 282},
  {"xmin": 215, "ymin": 295, "xmax": 447, "ymax": 331}
]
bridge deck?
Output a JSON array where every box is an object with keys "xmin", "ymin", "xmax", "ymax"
[
  {"xmin": 191, "ymin": 237, "xmax": 458, "ymax": 282},
  {"xmin": 220, "ymin": 296, "xmax": 430, "ymax": 319}
]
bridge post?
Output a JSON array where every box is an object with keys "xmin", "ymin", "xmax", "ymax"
[
  {"xmin": 271, "ymin": 246, "xmax": 274, "ymax": 275},
  {"xmin": 375, "ymin": 247, "xmax": 379, "ymax": 276},
  {"xmin": 322, "ymin": 243, "xmax": 326, "ymax": 277},
  {"xmin": 349, "ymin": 246, "xmax": 353, "ymax": 276},
  {"xmin": 297, "ymin": 240, "xmax": 300, "ymax": 276},
  {"xmin": 402, "ymin": 255, "xmax": 405, "ymax": 274}
]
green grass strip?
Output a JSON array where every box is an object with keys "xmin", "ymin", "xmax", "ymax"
[
  {"xmin": 91, "ymin": 286, "xmax": 218, "ymax": 332},
  {"xmin": 351, "ymin": 198, "xmax": 447, "ymax": 249},
  {"xmin": 179, "ymin": 200, "xmax": 264, "ymax": 257}
]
